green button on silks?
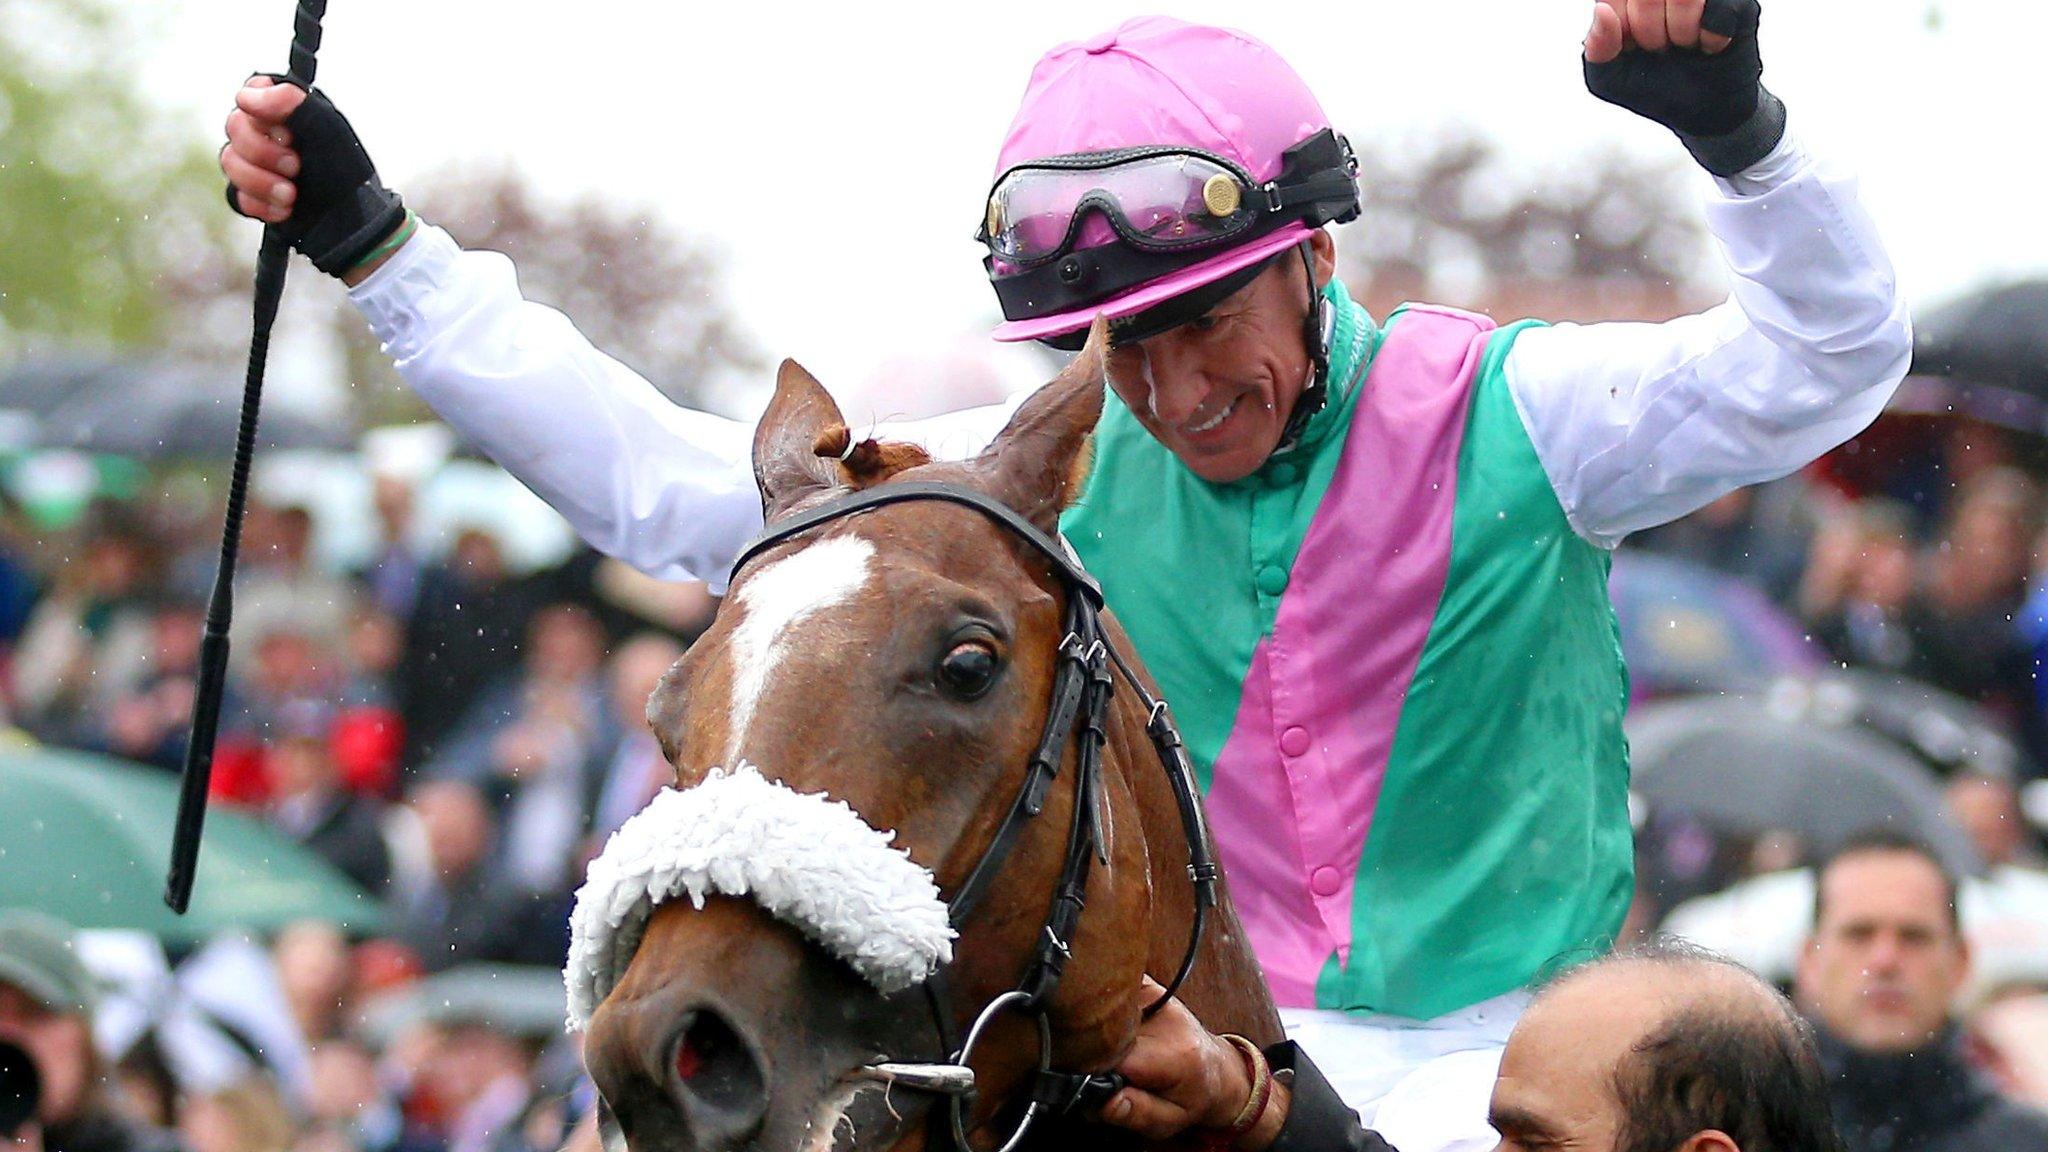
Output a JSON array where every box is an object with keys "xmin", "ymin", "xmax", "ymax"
[{"xmin": 1256, "ymin": 564, "xmax": 1289, "ymax": 596}]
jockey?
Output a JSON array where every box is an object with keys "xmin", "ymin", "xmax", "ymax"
[{"xmin": 220, "ymin": 3, "xmax": 1909, "ymax": 1149}]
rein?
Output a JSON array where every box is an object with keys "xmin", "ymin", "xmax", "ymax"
[{"xmin": 728, "ymin": 480, "xmax": 1221, "ymax": 1152}]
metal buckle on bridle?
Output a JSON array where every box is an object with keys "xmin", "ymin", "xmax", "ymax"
[{"xmin": 949, "ymin": 991, "xmax": 1053, "ymax": 1152}]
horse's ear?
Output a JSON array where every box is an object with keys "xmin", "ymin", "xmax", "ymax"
[
  {"xmin": 645, "ymin": 660, "xmax": 689, "ymax": 772},
  {"xmin": 754, "ymin": 359, "xmax": 848, "ymax": 520},
  {"xmin": 979, "ymin": 317, "xmax": 1108, "ymax": 535}
]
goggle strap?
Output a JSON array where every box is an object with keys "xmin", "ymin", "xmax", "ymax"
[{"xmin": 1263, "ymin": 171, "xmax": 1363, "ymax": 223}]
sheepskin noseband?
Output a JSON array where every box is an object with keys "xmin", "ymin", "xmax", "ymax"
[{"xmin": 564, "ymin": 763, "xmax": 955, "ymax": 1029}]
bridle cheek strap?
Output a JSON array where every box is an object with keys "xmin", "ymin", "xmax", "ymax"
[{"xmin": 731, "ymin": 481, "xmax": 1221, "ymax": 1143}]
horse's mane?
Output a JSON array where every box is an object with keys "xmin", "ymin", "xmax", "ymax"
[
  {"xmin": 812, "ymin": 425, "xmax": 933, "ymax": 489},
  {"xmin": 812, "ymin": 423, "xmax": 1096, "ymax": 505}
]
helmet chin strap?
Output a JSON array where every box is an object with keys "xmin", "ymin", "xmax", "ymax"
[{"xmin": 1271, "ymin": 239, "xmax": 1334, "ymax": 457}]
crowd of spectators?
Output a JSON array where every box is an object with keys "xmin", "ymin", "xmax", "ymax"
[
  {"xmin": 6, "ymin": 416, "xmax": 2048, "ymax": 1152},
  {"xmin": 0, "ymin": 474, "xmax": 713, "ymax": 1152}
]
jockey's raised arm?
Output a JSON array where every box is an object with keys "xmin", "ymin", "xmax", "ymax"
[
  {"xmin": 344, "ymin": 220, "xmax": 1024, "ymax": 592},
  {"xmin": 225, "ymin": 76, "xmax": 1021, "ymax": 593}
]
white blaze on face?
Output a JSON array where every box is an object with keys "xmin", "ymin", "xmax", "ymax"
[{"xmin": 726, "ymin": 534, "xmax": 876, "ymax": 759}]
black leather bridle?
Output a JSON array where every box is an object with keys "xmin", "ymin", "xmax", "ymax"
[{"xmin": 729, "ymin": 480, "xmax": 1221, "ymax": 1152}]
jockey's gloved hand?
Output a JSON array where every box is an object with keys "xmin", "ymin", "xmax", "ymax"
[
  {"xmin": 1582, "ymin": 0, "xmax": 1787, "ymax": 177},
  {"xmin": 225, "ymin": 79, "xmax": 407, "ymax": 276}
]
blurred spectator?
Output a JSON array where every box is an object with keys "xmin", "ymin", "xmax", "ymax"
[
  {"xmin": 1627, "ymin": 481, "xmax": 1812, "ymax": 605},
  {"xmin": 205, "ymin": 623, "xmax": 338, "ymax": 806},
  {"xmin": 346, "ymin": 942, "xmax": 423, "ymax": 1008},
  {"xmin": 1631, "ymin": 806, "xmax": 1743, "ymax": 928},
  {"xmin": 386, "ymin": 782, "xmax": 567, "ymax": 972},
  {"xmin": 398, "ymin": 531, "xmax": 531, "ymax": 764},
  {"xmin": 1970, "ymin": 994, "xmax": 2048, "ymax": 1111},
  {"xmin": 414, "ymin": 1021, "xmax": 543, "ymax": 1152},
  {"xmin": 262, "ymin": 701, "xmax": 392, "ymax": 893},
  {"xmin": 235, "ymin": 626, "xmax": 340, "ymax": 743},
  {"xmin": 0, "ymin": 910, "xmax": 185, "ymax": 1152},
  {"xmin": 1801, "ymin": 498, "xmax": 1926, "ymax": 675},
  {"xmin": 2013, "ymin": 523, "xmax": 2048, "ymax": 771},
  {"xmin": 298, "ymin": 1040, "xmax": 426, "ymax": 1152},
  {"xmin": 271, "ymin": 924, "xmax": 356, "ymax": 1048},
  {"xmin": 13, "ymin": 508, "xmax": 160, "ymax": 743},
  {"xmin": 583, "ymin": 634, "xmax": 683, "ymax": 852},
  {"xmin": 178, "ymin": 1079, "xmax": 292, "ymax": 1152},
  {"xmin": 355, "ymin": 478, "xmax": 425, "ymax": 625},
  {"xmin": 425, "ymin": 605, "xmax": 611, "ymax": 895},
  {"xmin": 100, "ymin": 595, "xmax": 209, "ymax": 771},
  {"xmin": 109, "ymin": 1037, "xmax": 178, "ymax": 1132},
  {"xmin": 238, "ymin": 505, "xmax": 354, "ymax": 660},
  {"xmin": 1795, "ymin": 831, "xmax": 2048, "ymax": 1150},
  {"xmin": 0, "ymin": 493, "xmax": 46, "ymax": 646},
  {"xmin": 333, "ymin": 609, "xmax": 405, "ymax": 797},
  {"xmin": 1915, "ymin": 470, "xmax": 2037, "ymax": 722},
  {"xmin": 1945, "ymin": 772, "xmax": 2042, "ymax": 870},
  {"xmin": 1883, "ymin": 420, "xmax": 2025, "ymax": 532}
]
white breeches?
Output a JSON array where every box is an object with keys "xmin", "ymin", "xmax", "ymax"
[{"xmin": 1278, "ymin": 989, "xmax": 1528, "ymax": 1152}]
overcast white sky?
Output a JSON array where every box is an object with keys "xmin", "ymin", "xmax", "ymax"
[{"xmin": 141, "ymin": 0, "xmax": 2045, "ymax": 413}]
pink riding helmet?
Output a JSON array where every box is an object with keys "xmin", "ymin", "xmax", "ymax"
[{"xmin": 984, "ymin": 17, "xmax": 1358, "ymax": 345}]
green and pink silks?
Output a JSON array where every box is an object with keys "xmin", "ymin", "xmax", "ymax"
[{"xmin": 1064, "ymin": 281, "xmax": 1632, "ymax": 1019}]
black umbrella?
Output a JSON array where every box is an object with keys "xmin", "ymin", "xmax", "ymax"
[
  {"xmin": 0, "ymin": 356, "xmax": 352, "ymax": 458},
  {"xmin": 1913, "ymin": 279, "xmax": 2048, "ymax": 398},
  {"xmin": 1627, "ymin": 694, "xmax": 1980, "ymax": 876},
  {"xmin": 1800, "ymin": 670, "xmax": 2031, "ymax": 782}
]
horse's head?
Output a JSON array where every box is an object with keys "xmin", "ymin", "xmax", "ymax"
[{"xmin": 573, "ymin": 320, "xmax": 1260, "ymax": 1152}]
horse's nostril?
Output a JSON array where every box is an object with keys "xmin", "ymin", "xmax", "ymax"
[{"xmin": 673, "ymin": 1007, "xmax": 767, "ymax": 1128}]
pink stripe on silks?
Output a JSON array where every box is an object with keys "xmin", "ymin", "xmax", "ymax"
[
  {"xmin": 1206, "ymin": 306, "xmax": 1495, "ymax": 1006},
  {"xmin": 1205, "ymin": 639, "xmax": 1326, "ymax": 1007}
]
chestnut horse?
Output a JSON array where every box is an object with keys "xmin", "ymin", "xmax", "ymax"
[{"xmin": 571, "ymin": 321, "xmax": 1280, "ymax": 1152}]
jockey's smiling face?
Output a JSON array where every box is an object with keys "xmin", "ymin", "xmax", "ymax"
[{"xmin": 1103, "ymin": 230, "xmax": 1336, "ymax": 485}]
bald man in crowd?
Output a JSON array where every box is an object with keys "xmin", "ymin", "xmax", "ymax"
[
  {"xmin": 1486, "ymin": 943, "xmax": 1842, "ymax": 1152},
  {"xmin": 1104, "ymin": 939, "xmax": 1842, "ymax": 1152}
]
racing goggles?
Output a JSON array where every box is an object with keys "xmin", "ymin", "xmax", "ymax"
[{"xmin": 977, "ymin": 129, "xmax": 1360, "ymax": 270}]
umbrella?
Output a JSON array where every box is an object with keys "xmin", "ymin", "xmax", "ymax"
[
  {"xmin": 357, "ymin": 964, "xmax": 567, "ymax": 1046},
  {"xmin": 1914, "ymin": 279, "xmax": 2048, "ymax": 398},
  {"xmin": 0, "ymin": 356, "xmax": 352, "ymax": 458},
  {"xmin": 1791, "ymin": 669, "xmax": 2031, "ymax": 781},
  {"xmin": 1607, "ymin": 551, "xmax": 1823, "ymax": 700},
  {"xmin": 1626, "ymin": 695, "xmax": 1979, "ymax": 876},
  {"xmin": 0, "ymin": 747, "xmax": 387, "ymax": 944}
]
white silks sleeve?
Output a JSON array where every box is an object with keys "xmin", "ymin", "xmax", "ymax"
[
  {"xmin": 1502, "ymin": 127, "xmax": 1914, "ymax": 549},
  {"xmin": 348, "ymin": 226, "xmax": 1022, "ymax": 593}
]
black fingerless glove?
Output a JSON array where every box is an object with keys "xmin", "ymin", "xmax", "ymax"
[
  {"xmin": 226, "ymin": 79, "xmax": 408, "ymax": 276},
  {"xmin": 1583, "ymin": 0, "xmax": 1787, "ymax": 177}
]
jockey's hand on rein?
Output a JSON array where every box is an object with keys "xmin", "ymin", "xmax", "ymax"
[
  {"xmin": 223, "ymin": 79, "xmax": 407, "ymax": 276},
  {"xmin": 1582, "ymin": 0, "xmax": 1786, "ymax": 176}
]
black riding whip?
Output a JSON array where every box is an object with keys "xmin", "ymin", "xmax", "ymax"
[{"xmin": 165, "ymin": 0, "xmax": 328, "ymax": 913}]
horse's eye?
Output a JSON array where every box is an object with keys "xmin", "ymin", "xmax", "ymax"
[{"xmin": 937, "ymin": 642, "xmax": 999, "ymax": 700}]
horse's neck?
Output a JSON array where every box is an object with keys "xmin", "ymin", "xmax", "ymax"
[{"xmin": 1109, "ymin": 662, "xmax": 1284, "ymax": 1047}]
